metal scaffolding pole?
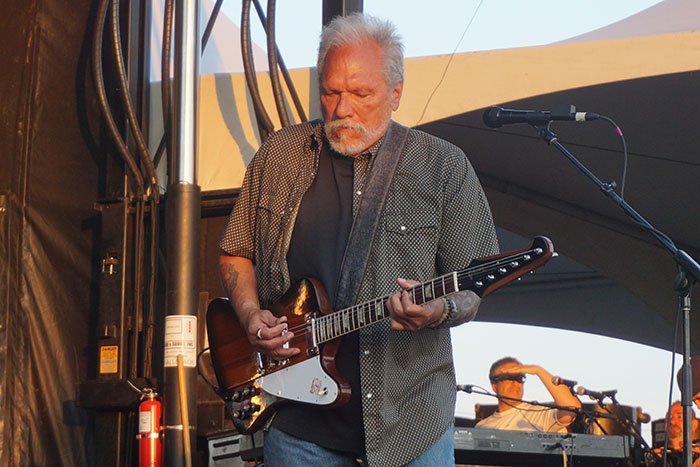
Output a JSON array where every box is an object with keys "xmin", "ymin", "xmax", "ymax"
[{"xmin": 164, "ymin": 0, "xmax": 200, "ymax": 465}]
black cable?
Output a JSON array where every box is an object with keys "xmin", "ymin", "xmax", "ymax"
[
  {"xmin": 153, "ymin": 129, "xmax": 168, "ymax": 174},
  {"xmin": 131, "ymin": 198, "xmax": 145, "ymax": 378},
  {"xmin": 599, "ymin": 115, "xmax": 628, "ymax": 199},
  {"xmin": 91, "ymin": 0, "xmax": 145, "ymax": 197},
  {"xmin": 161, "ymin": 0, "xmax": 175, "ymax": 182},
  {"xmin": 241, "ymin": 0, "xmax": 274, "ymax": 140},
  {"xmin": 125, "ymin": 410, "xmax": 137, "ymax": 465},
  {"xmin": 109, "ymin": 0, "xmax": 159, "ymax": 200},
  {"xmin": 196, "ymin": 347, "xmax": 229, "ymax": 399},
  {"xmin": 265, "ymin": 0, "xmax": 290, "ymax": 128},
  {"xmin": 143, "ymin": 200, "xmax": 158, "ymax": 377},
  {"xmin": 110, "ymin": 0, "xmax": 165, "ymax": 381},
  {"xmin": 202, "ymin": 0, "xmax": 224, "ymax": 51},
  {"xmin": 252, "ymin": 0, "xmax": 307, "ymax": 123}
]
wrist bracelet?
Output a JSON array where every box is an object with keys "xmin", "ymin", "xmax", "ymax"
[{"xmin": 429, "ymin": 297, "xmax": 456, "ymax": 329}]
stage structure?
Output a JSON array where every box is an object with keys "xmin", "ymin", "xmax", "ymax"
[{"xmin": 1, "ymin": 0, "xmax": 699, "ymax": 465}]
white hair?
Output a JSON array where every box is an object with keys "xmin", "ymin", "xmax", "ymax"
[{"xmin": 317, "ymin": 13, "xmax": 404, "ymax": 88}]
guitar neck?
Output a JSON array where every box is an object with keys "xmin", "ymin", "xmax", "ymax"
[
  {"xmin": 313, "ymin": 238, "xmax": 551, "ymax": 345},
  {"xmin": 314, "ymin": 272, "xmax": 459, "ymax": 344}
]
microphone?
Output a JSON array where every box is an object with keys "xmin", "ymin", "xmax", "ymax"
[
  {"xmin": 552, "ymin": 376, "xmax": 578, "ymax": 388},
  {"xmin": 483, "ymin": 105, "xmax": 600, "ymax": 128},
  {"xmin": 575, "ymin": 386, "xmax": 618, "ymax": 401},
  {"xmin": 456, "ymin": 384, "xmax": 474, "ymax": 393}
]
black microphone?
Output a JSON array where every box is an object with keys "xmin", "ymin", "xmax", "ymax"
[
  {"xmin": 456, "ymin": 384, "xmax": 474, "ymax": 393},
  {"xmin": 483, "ymin": 105, "xmax": 600, "ymax": 128},
  {"xmin": 552, "ymin": 376, "xmax": 578, "ymax": 388},
  {"xmin": 575, "ymin": 386, "xmax": 617, "ymax": 401}
]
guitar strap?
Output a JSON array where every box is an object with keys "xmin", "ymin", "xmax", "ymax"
[{"xmin": 334, "ymin": 121, "xmax": 409, "ymax": 309}]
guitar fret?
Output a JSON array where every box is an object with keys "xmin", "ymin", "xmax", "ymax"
[
  {"xmin": 413, "ymin": 287, "xmax": 422, "ymax": 305},
  {"xmin": 436, "ymin": 277, "xmax": 446, "ymax": 297},
  {"xmin": 312, "ymin": 244, "xmax": 547, "ymax": 344}
]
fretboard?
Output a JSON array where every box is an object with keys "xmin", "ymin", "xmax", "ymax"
[
  {"xmin": 311, "ymin": 239, "xmax": 549, "ymax": 345},
  {"xmin": 313, "ymin": 272, "xmax": 459, "ymax": 344}
]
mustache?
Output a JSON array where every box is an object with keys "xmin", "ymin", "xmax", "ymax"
[{"xmin": 325, "ymin": 119, "xmax": 367, "ymax": 136}]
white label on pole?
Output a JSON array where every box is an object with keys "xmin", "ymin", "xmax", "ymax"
[{"xmin": 164, "ymin": 315, "xmax": 197, "ymax": 368}]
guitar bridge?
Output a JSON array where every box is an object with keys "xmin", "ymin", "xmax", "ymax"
[{"xmin": 306, "ymin": 315, "xmax": 320, "ymax": 356}]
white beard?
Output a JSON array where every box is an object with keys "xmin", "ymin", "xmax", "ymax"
[{"xmin": 324, "ymin": 116, "xmax": 390, "ymax": 157}]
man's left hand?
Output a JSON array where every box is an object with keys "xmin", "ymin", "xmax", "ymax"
[{"xmin": 385, "ymin": 278, "xmax": 445, "ymax": 331}]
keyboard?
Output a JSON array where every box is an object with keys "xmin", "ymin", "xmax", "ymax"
[{"xmin": 454, "ymin": 426, "xmax": 629, "ymax": 466}]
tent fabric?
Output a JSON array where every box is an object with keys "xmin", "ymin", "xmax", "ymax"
[
  {"xmin": 0, "ymin": 0, "xmax": 105, "ymax": 464},
  {"xmin": 420, "ymin": 71, "xmax": 700, "ymax": 351}
]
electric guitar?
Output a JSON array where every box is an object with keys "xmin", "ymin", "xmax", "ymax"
[{"xmin": 207, "ymin": 236, "xmax": 554, "ymax": 434}]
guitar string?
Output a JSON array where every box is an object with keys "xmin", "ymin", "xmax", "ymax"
[
  {"xmin": 282, "ymin": 248, "xmax": 543, "ymax": 338},
  {"xmin": 281, "ymin": 247, "xmax": 543, "ymax": 339}
]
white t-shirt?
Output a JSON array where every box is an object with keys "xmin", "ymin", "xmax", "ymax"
[{"xmin": 475, "ymin": 402, "xmax": 568, "ymax": 433}]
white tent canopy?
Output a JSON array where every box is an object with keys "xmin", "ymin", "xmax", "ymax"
[{"xmin": 150, "ymin": 0, "xmax": 700, "ymax": 351}]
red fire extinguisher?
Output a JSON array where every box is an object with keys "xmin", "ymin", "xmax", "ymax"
[{"xmin": 138, "ymin": 389, "xmax": 162, "ymax": 467}]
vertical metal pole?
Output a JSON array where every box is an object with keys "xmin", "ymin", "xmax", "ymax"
[
  {"xmin": 322, "ymin": 0, "xmax": 363, "ymax": 25},
  {"xmin": 681, "ymin": 292, "xmax": 693, "ymax": 467},
  {"xmin": 164, "ymin": 0, "xmax": 199, "ymax": 465}
]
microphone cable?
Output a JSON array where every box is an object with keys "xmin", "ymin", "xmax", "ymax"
[{"xmin": 598, "ymin": 115, "xmax": 628, "ymax": 198}]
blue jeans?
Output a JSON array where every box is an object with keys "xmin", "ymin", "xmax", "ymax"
[{"xmin": 263, "ymin": 424, "xmax": 455, "ymax": 466}]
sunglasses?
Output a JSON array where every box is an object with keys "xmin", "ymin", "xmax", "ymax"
[{"xmin": 490, "ymin": 374, "xmax": 526, "ymax": 384}]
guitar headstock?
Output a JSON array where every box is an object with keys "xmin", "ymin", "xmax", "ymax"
[{"xmin": 459, "ymin": 236, "xmax": 554, "ymax": 298}]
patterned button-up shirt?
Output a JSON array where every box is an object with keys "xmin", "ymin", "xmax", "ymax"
[{"xmin": 220, "ymin": 119, "xmax": 498, "ymax": 466}]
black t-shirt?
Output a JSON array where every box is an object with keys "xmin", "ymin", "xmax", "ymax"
[{"xmin": 272, "ymin": 144, "xmax": 365, "ymax": 455}]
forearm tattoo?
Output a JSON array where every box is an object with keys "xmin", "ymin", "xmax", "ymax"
[
  {"xmin": 448, "ymin": 291, "xmax": 480, "ymax": 326},
  {"xmin": 220, "ymin": 261, "xmax": 239, "ymax": 299}
]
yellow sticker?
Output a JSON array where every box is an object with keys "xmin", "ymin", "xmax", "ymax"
[{"xmin": 99, "ymin": 345, "xmax": 119, "ymax": 374}]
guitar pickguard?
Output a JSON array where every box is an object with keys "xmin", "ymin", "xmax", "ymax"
[{"xmin": 259, "ymin": 355, "xmax": 339, "ymax": 405}]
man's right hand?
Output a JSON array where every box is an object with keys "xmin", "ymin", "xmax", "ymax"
[{"xmin": 243, "ymin": 307, "xmax": 300, "ymax": 360}]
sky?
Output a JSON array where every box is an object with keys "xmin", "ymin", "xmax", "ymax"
[
  {"xmin": 184, "ymin": 0, "xmax": 685, "ymax": 442},
  {"xmin": 210, "ymin": 0, "xmax": 666, "ymax": 70}
]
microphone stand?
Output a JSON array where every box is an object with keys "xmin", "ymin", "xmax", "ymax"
[
  {"xmin": 533, "ymin": 123, "xmax": 700, "ymax": 467},
  {"xmin": 601, "ymin": 392, "xmax": 651, "ymax": 465}
]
